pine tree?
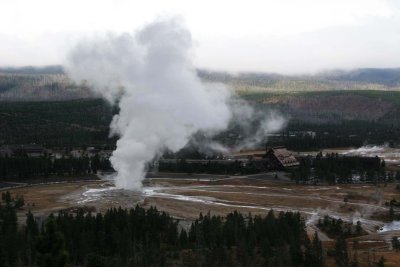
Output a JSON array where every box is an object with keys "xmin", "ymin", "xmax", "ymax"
[
  {"xmin": 312, "ymin": 232, "xmax": 324, "ymax": 267},
  {"xmin": 335, "ymin": 236, "xmax": 349, "ymax": 267},
  {"xmin": 25, "ymin": 211, "xmax": 39, "ymax": 266},
  {"xmin": 36, "ymin": 218, "xmax": 68, "ymax": 267},
  {"xmin": 391, "ymin": 237, "xmax": 400, "ymax": 251},
  {"xmin": 376, "ymin": 256, "xmax": 385, "ymax": 267},
  {"xmin": 389, "ymin": 205, "xmax": 395, "ymax": 219}
]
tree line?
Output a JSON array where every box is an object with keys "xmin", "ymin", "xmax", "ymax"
[
  {"xmin": 3, "ymin": 99, "xmax": 400, "ymax": 151},
  {"xmin": 290, "ymin": 153, "xmax": 388, "ymax": 184},
  {"xmin": 317, "ymin": 216, "xmax": 365, "ymax": 239},
  {"xmin": 0, "ymin": 195, "xmax": 325, "ymax": 267},
  {"xmin": 0, "ymin": 191, "xmax": 389, "ymax": 266},
  {"xmin": 158, "ymin": 159, "xmax": 260, "ymax": 175},
  {"xmin": 0, "ymin": 154, "xmax": 112, "ymax": 181},
  {"xmin": 266, "ymin": 120, "xmax": 400, "ymax": 151}
]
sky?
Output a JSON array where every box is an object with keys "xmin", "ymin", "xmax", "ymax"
[{"xmin": 0, "ymin": 0, "xmax": 399, "ymax": 74}]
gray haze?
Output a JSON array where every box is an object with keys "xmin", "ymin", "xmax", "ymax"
[{"xmin": 1, "ymin": 0, "xmax": 400, "ymax": 74}]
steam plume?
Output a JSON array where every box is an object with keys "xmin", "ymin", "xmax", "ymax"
[
  {"xmin": 67, "ymin": 19, "xmax": 232, "ymax": 189},
  {"xmin": 235, "ymin": 112, "xmax": 286, "ymax": 151},
  {"xmin": 66, "ymin": 18, "xmax": 284, "ymax": 190}
]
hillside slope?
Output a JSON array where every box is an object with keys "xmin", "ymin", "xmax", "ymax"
[
  {"xmin": 242, "ymin": 90, "xmax": 400, "ymax": 124},
  {"xmin": 0, "ymin": 99, "xmax": 115, "ymax": 146}
]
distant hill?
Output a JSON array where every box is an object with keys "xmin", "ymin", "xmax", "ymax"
[
  {"xmin": 322, "ymin": 68, "xmax": 400, "ymax": 86},
  {"xmin": 0, "ymin": 99, "xmax": 115, "ymax": 146},
  {"xmin": 242, "ymin": 90, "xmax": 400, "ymax": 124},
  {"xmin": 198, "ymin": 68, "xmax": 400, "ymax": 90},
  {"xmin": 1, "ymin": 66, "xmax": 400, "ymax": 101},
  {"xmin": 0, "ymin": 66, "xmax": 94, "ymax": 101},
  {"xmin": 0, "ymin": 65, "xmax": 64, "ymax": 75}
]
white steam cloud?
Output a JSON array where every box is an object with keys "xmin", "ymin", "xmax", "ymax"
[
  {"xmin": 66, "ymin": 18, "xmax": 285, "ymax": 190},
  {"xmin": 228, "ymin": 97, "xmax": 286, "ymax": 151},
  {"xmin": 236, "ymin": 113, "xmax": 286, "ymax": 151}
]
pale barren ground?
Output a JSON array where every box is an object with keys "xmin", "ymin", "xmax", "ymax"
[{"xmin": 3, "ymin": 176, "xmax": 400, "ymax": 266}]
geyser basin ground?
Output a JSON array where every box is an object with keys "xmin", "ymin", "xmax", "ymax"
[{"xmin": 6, "ymin": 176, "xmax": 398, "ymax": 226}]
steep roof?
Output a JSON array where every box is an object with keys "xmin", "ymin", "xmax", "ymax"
[{"xmin": 267, "ymin": 147, "xmax": 299, "ymax": 167}]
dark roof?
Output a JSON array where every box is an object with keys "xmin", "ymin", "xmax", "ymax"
[{"xmin": 267, "ymin": 148, "xmax": 299, "ymax": 167}]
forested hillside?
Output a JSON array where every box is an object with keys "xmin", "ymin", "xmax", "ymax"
[
  {"xmin": 0, "ymin": 99, "xmax": 115, "ymax": 147},
  {"xmin": 0, "ymin": 73, "xmax": 93, "ymax": 101},
  {"xmin": 2, "ymin": 67, "xmax": 400, "ymax": 150},
  {"xmin": 1, "ymin": 66, "xmax": 400, "ymax": 102},
  {"xmin": 0, "ymin": 66, "xmax": 93, "ymax": 101},
  {"xmin": 239, "ymin": 90, "xmax": 400, "ymax": 125},
  {"xmin": 1, "ymin": 97, "xmax": 400, "ymax": 150},
  {"xmin": 198, "ymin": 68, "xmax": 400, "ymax": 89}
]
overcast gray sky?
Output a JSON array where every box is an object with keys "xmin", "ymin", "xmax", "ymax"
[{"xmin": 1, "ymin": 0, "xmax": 399, "ymax": 74}]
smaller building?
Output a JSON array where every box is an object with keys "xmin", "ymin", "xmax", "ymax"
[
  {"xmin": 19, "ymin": 144, "xmax": 46, "ymax": 157},
  {"xmin": 232, "ymin": 149, "xmax": 266, "ymax": 160},
  {"xmin": 0, "ymin": 145, "xmax": 13, "ymax": 157},
  {"xmin": 70, "ymin": 149, "xmax": 84, "ymax": 158},
  {"xmin": 0, "ymin": 144, "xmax": 46, "ymax": 158},
  {"xmin": 48, "ymin": 149, "xmax": 65, "ymax": 159}
]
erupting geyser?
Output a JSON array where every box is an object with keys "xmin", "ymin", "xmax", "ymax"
[
  {"xmin": 66, "ymin": 18, "xmax": 232, "ymax": 189},
  {"xmin": 66, "ymin": 18, "xmax": 284, "ymax": 190}
]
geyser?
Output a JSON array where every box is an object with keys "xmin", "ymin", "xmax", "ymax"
[
  {"xmin": 66, "ymin": 18, "xmax": 284, "ymax": 190},
  {"xmin": 67, "ymin": 19, "xmax": 232, "ymax": 189}
]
